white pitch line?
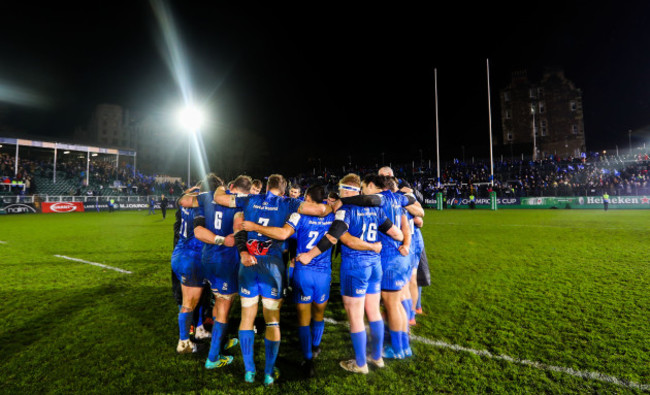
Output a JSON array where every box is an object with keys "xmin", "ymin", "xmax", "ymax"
[
  {"xmin": 54, "ymin": 255, "xmax": 132, "ymax": 274},
  {"xmin": 323, "ymin": 317, "xmax": 649, "ymax": 391},
  {"xmin": 0, "ymin": 240, "xmax": 7, "ymax": 244},
  {"xmin": 436, "ymin": 222, "xmax": 638, "ymax": 231}
]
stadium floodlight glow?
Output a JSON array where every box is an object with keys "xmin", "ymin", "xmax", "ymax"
[{"xmin": 177, "ymin": 105, "xmax": 205, "ymax": 133}]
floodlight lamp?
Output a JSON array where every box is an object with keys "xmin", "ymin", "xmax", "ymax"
[{"xmin": 177, "ymin": 106, "xmax": 205, "ymax": 132}]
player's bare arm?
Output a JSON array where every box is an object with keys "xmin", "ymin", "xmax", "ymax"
[
  {"xmin": 213, "ymin": 186, "xmax": 237, "ymax": 207},
  {"xmin": 298, "ymin": 201, "xmax": 332, "ymax": 217},
  {"xmin": 242, "ymin": 221, "xmax": 295, "ymax": 241},
  {"xmin": 178, "ymin": 187, "xmax": 200, "ymax": 208},
  {"xmin": 405, "ymin": 200, "xmax": 425, "ymax": 218},
  {"xmin": 193, "ymin": 216, "xmax": 235, "ymax": 247},
  {"xmin": 340, "ymin": 232, "xmax": 382, "ymax": 254},
  {"xmin": 398, "ymin": 214, "xmax": 411, "ymax": 256}
]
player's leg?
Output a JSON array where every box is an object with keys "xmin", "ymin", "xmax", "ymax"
[
  {"xmin": 261, "ymin": 299, "xmax": 283, "ymax": 385},
  {"xmin": 365, "ymin": 262, "xmax": 384, "ymax": 367},
  {"xmin": 310, "ymin": 300, "xmax": 327, "ymax": 357},
  {"xmin": 381, "ymin": 287, "xmax": 405, "ymax": 359},
  {"xmin": 294, "ymin": 268, "xmax": 314, "ymax": 367},
  {"xmin": 172, "ymin": 248, "xmax": 204, "ymax": 353},
  {"xmin": 205, "ymin": 289, "xmax": 236, "ymax": 369},
  {"xmin": 400, "ymin": 285, "xmax": 413, "ymax": 357},
  {"xmin": 238, "ymin": 265, "xmax": 260, "ymax": 382},
  {"xmin": 339, "ymin": 266, "xmax": 370, "ymax": 374},
  {"xmin": 341, "ymin": 294, "xmax": 369, "ymax": 373},
  {"xmin": 409, "ymin": 269, "xmax": 418, "ymax": 324},
  {"xmin": 259, "ymin": 257, "xmax": 284, "ymax": 386},
  {"xmin": 177, "ymin": 284, "xmax": 203, "ymax": 353}
]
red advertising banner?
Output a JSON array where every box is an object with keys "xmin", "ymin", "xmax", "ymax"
[{"xmin": 41, "ymin": 202, "xmax": 85, "ymax": 213}]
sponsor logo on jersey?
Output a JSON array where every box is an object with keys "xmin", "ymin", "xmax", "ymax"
[
  {"xmin": 301, "ymin": 295, "xmax": 311, "ymax": 302},
  {"xmin": 271, "ymin": 288, "xmax": 278, "ymax": 297},
  {"xmin": 246, "ymin": 239, "xmax": 272, "ymax": 256},
  {"xmin": 222, "ymin": 282, "xmax": 228, "ymax": 291},
  {"xmin": 355, "ymin": 289, "xmax": 365, "ymax": 295},
  {"xmin": 241, "ymin": 287, "xmax": 250, "ymax": 295}
]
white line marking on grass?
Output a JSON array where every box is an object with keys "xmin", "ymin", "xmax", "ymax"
[
  {"xmin": 54, "ymin": 255, "xmax": 132, "ymax": 274},
  {"xmin": 0, "ymin": 240, "xmax": 7, "ymax": 244},
  {"xmin": 323, "ymin": 317, "xmax": 649, "ymax": 391},
  {"xmin": 437, "ymin": 223, "xmax": 635, "ymax": 231}
]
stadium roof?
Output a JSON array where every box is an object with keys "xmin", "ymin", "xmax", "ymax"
[{"xmin": 0, "ymin": 136, "xmax": 136, "ymax": 157}]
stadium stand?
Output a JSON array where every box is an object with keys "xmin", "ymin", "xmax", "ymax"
[{"xmin": 3, "ymin": 150, "xmax": 649, "ymax": 201}]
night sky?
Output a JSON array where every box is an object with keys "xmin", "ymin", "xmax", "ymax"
[{"xmin": 0, "ymin": 1, "xmax": 648, "ymax": 175}]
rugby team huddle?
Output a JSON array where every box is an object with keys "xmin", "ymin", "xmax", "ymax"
[{"xmin": 171, "ymin": 166, "xmax": 427, "ymax": 386}]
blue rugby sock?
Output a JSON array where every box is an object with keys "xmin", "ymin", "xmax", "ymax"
[
  {"xmin": 239, "ymin": 330, "xmax": 256, "ymax": 373},
  {"xmin": 178, "ymin": 312, "xmax": 192, "ymax": 340},
  {"xmin": 401, "ymin": 299, "xmax": 412, "ymax": 322},
  {"xmin": 368, "ymin": 320, "xmax": 384, "ymax": 360},
  {"xmin": 264, "ymin": 338, "xmax": 281, "ymax": 375},
  {"xmin": 402, "ymin": 331, "xmax": 410, "ymax": 351},
  {"xmin": 390, "ymin": 330, "xmax": 403, "ymax": 355},
  {"xmin": 311, "ymin": 319, "xmax": 325, "ymax": 347},
  {"xmin": 409, "ymin": 298, "xmax": 416, "ymax": 320},
  {"xmin": 350, "ymin": 330, "xmax": 367, "ymax": 368},
  {"xmin": 298, "ymin": 325, "xmax": 312, "ymax": 360},
  {"xmin": 208, "ymin": 321, "xmax": 226, "ymax": 362}
]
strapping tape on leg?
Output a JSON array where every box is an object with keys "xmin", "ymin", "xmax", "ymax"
[
  {"xmin": 213, "ymin": 291, "xmax": 236, "ymax": 301},
  {"xmin": 266, "ymin": 322, "xmax": 280, "ymax": 328},
  {"xmin": 240, "ymin": 295, "xmax": 259, "ymax": 307},
  {"xmin": 262, "ymin": 298, "xmax": 281, "ymax": 310}
]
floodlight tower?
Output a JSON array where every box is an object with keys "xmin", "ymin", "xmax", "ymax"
[{"xmin": 177, "ymin": 105, "xmax": 205, "ymax": 188}]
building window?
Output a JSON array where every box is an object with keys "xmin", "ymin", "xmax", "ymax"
[
  {"xmin": 540, "ymin": 120, "xmax": 547, "ymax": 136},
  {"xmin": 570, "ymin": 101, "xmax": 577, "ymax": 111},
  {"xmin": 507, "ymin": 133, "xmax": 513, "ymax": 141},
  {"xmin": 539, "ymin": 102, "xmax": 545, "ymax": 114},
  {"xmin": 505, "ymin": 110, "xmax": 511, "ymax": 119},
  {"xmin": 504, "ymin": 91, "xmax": 511, "ymax": 102},
  {"xmin": 572, "ymin": 125, "xmax": 579, "ymax": 134}
]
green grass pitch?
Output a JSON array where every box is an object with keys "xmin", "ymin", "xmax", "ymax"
[{"xmin": 1, "ymin": 209, "xmax": 649, "ymax": 394}]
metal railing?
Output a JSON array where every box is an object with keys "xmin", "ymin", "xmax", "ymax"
[{"xmin": 0, "ymin": 195, "xmax": 172, "ymax": 205}]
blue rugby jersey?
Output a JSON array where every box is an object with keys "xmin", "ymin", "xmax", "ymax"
[
  {"xmin": 176, "ymin": 206, "xmax": 203, "ymax": 251},
  {"xmin": 286, "ymin": 211, "xmax": 335, "ymax": 272},
  {"xmin": 378, "ymin": 190, "xmax": 411, "ymax": 255},
  {"xmin": 235, "ymin": 191, "xmax": 303, "ymax": 258},
  {"xmin": 196, "ymin": 191, "xmax": 242, "ymax": 261},
  {"xmin": 336, "ymin": 204, "xmax": 387, "ymax": 268}
]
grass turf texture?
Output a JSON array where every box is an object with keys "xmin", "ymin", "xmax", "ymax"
[{"xmin": 0, "ymin": 209, "xmax": 649, "ymax": 394}]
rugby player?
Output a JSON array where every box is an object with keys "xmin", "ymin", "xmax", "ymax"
[
  {"xmin": 251, "ymin": 179, "xmax": 263, "ymax": 195},
  {"xmin": 179, "ymin": 174, "xmax": 253, "ymax": 369},
  {"xmin": 298, "ymin": 174, "xmax": 403, "ymax": 374},
  {"xmin": 171, "ymin": 184, "xmax": 206, "ymax": 354}
]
